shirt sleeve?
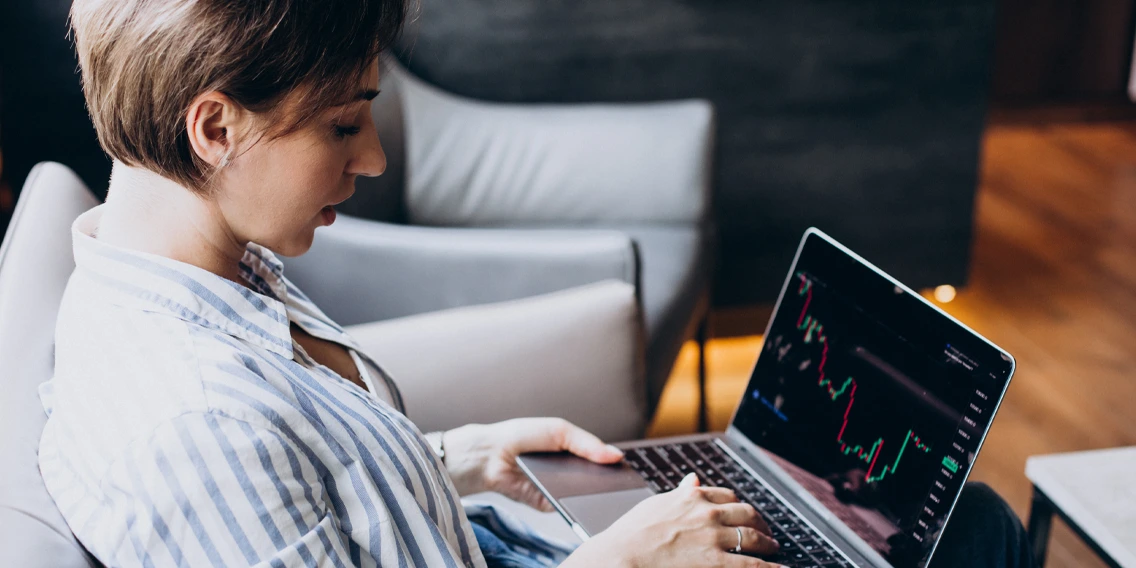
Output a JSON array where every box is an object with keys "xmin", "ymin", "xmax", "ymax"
[{"xmin": 101, "ymin": 411, "xmax": 353, "ymax": 567}]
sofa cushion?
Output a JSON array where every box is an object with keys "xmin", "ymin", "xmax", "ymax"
[
  {"xmin": 396, "ymin": 64, "xmax": 711, "ymax": 227},
  {"xmin": 344, "ymin": 279, "xmax": 648, "ymax": 442},
  {"xmin": 506, "ymin": 223, "xmax": 710, "ymax": 409},
  {"xmin": 0, "ymin": 163, "xmax": 100, "ymax": 567}
]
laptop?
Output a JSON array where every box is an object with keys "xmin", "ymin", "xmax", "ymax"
[{"xmin": 517, "ymin": 228, "xmax": 1015, "ymax": 568}]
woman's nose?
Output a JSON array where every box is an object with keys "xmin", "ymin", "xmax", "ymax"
[{"xmin": 352, "ymin": 125, "xmax": 387, "ymax": 178}]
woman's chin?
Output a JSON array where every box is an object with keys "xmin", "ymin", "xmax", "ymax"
[{"xmin": 268, "ymin": 233, "xmax": 316, "ymax": 259}]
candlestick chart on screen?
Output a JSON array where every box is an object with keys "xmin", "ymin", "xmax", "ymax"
[
  {"xmin": 794, "ymin": 275, "xmax": 933, "ymax": 484},
  {"xmin": 749, "ymin": 272, "xmax": 956, "ymax": 495}
]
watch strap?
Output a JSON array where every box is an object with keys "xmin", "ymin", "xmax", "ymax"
[{"xmin": 425, "ymin": 431, "xmax": 445, "ymax": 464}]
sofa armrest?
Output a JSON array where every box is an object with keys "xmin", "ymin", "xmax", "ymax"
[
  {"xmin": 388, "ymin": 61, "xmax": 713, "ymax": 226},
  {"xmin": 345, "ymin": 280, "xmax": 648, "ymax": 442},
  {"xmin": 284, "ymin": 214, "xmax": 640, "ymax": 327}
]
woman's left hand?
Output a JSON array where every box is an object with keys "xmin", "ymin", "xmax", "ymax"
[{"xmin": 441, "ymin": 418, "xmax": 624, "ymax": 511}]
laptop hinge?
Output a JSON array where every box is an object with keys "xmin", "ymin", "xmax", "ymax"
[{"xmin": 723, "ymin": 427, "xmax": 890, "ymax": 567}]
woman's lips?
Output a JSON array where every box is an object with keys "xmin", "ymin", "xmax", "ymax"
[{"xmin": 320, "ymin": 205, "xmax": 336, "ymax": 225}]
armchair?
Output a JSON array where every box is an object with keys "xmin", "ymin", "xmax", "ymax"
[
  {"xmin": 0, "ymin": 163, "xmax": 644, "ymax": 565},
  {"xmin": 287, "ymin": 60, "xmax": 716, "ymax": 421}
]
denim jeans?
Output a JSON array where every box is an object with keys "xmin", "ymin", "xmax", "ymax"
[
  {"xmin": 927, "ymin": 482, "xmax": 1035, "ymax": 568},
  {"xmin": 472, "ymin": 521, "xmax": 552, "ymax": 568}
]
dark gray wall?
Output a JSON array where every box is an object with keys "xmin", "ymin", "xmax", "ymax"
[
  {"xmin": 0, "ymin": 0, "xmax": 112, "ymax": 202},
  {"xmin": 393, "ymin": 0, "xmax": 996, "ymax": 306},
  {"xmin": 1, "ymin": 0, "xmax": 996, "ymax": 308}
]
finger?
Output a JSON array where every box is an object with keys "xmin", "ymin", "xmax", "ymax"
[
  {"xmin": 719, "ymin": 525, "xmax": 780, "ymax": 557},
  {"xmin": 515, "ymin": 482, "xmax": 555, "ymax": 513},
  {"xmin": 556, "ymin": 421, "xmax": 624, "ymax": 464},
  {"xmin": 679, "ymin": 473, "xmax": 701, "ymax": 488},
  {"xmin": 714, "ymin": 502, "xmax": 772, "ymax": 536},
  {"xmin": 508, "ymin": 418, "xmax": 624, "ymax": 464},
  {"xmin": 699, "ymin": 486, "xmax": 740, "ymax": 504},
  {"xmin": 752, "ymin": 507, "xmax": 772, "ymax": 536},
  {"xmin": 718, "ymin": 553, "xmax": 788, "ymax": 568},
  {"xmin": 714, "ymin": 503, "xmax": 764, "ymax": 531},
  {"xmin": 530, "ymin": 494, "xmax": 554, "ymax": 513},
  {"xmin": 519, "ymin": 491, "xmax": 553, "ymax": 512}
]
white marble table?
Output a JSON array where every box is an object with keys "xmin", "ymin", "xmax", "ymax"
[{"xmin": 1025, "ymin": 447, "xmax": 1136, "ymax": 568}]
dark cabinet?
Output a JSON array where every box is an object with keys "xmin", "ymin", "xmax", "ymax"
[{"xmin": 992, "ymin": 0, "xmax": 1136, "ymax": 103}]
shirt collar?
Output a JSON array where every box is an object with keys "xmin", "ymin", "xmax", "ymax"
[{"xmin": 71, "ymin": 206, "xmax": 294, "ymax": 357}]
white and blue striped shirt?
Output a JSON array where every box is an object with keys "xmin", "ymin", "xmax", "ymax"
[{"xmin": 38, "ymin": 206, "xmax": 487, "ymax": 567}]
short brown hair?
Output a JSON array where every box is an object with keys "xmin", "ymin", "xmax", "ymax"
[{"xmin": 71, "ymin": 0, "xmax": 408, "ymax": 190}]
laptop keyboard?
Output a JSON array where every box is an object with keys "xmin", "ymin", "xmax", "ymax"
[{"xmin": 624, "ymin": 441, "xmax": 854, "ymax": 568}]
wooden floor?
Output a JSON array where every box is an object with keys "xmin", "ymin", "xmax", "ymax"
[{"xmin": 648, "ymin": 121, "xmax": 1136, "ymax": 568}]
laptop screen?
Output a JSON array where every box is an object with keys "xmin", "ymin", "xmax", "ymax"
[{"xmin": 732, "ymin": 230, "xmax": 1014, "ymax": 568}]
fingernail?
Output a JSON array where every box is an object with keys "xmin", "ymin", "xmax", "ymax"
[
  {"xmin": 680, "ymin": 472, "xmax": 698, "ymax": 486},
  {"xmin": 606, "ymin": 444, "xmax": 624, "ymax": 455}
]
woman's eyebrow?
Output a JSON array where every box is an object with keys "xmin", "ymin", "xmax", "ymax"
[{"xmin": 332, "ymin": 89, "xmax": 380, "ymax": 108}]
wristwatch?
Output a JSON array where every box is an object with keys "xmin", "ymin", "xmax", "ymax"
[{"xmin": 425, "ymin": 431, "xmax": 445, "ymax": 464}]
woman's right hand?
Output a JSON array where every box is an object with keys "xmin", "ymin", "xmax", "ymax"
[{"xmin": 563, "ymin": 473, "xmax": 786, "ymax": 568}]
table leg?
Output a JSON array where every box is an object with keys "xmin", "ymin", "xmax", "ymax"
[
  {"xmin": 696, "ymin": 319, "xmax": 708, "ymax": 433},
  {"xmin": 1027, "ymin": 486, "xmax": 1054, "ymax": 567}
]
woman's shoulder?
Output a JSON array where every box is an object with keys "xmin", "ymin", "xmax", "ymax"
[
  {"xmin": 49, "ymin": 285, "xmax": 301, "ymax": 427},
  {"xmin": 44, "ymin": 297, "xmax": 320, "ymax": 469}
]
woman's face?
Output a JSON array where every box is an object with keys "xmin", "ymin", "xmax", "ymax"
[{"xmin": 214, "ymin": 62, "xmax": 385, "ymax": 257}]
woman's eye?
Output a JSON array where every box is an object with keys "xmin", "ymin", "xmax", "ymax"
[{"xmin": 333, "ymin": 124, "xmax": 362, "ymax": 139}]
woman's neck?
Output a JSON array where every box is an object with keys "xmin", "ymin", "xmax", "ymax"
[{"xmin": 98, "ymin": 162, "xmax": 247, "ymax": 284}]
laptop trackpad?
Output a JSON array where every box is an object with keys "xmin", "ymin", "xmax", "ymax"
[{"xmin": 561, "ymin": 487, "xmax": 656, "ymax": 536}]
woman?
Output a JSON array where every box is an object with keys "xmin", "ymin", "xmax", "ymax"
[
  {"xmin": 42, "ymin": 0, "xmax": 1033, "ymax": 566},
  {"xmin": 43, "ymin": 0, "xmax": 779, "ymax": 566}
]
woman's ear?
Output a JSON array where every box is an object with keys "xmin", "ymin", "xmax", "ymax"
[{"xmin": 185, "ymin": 91, "xmax": 245, "ymax": 167}]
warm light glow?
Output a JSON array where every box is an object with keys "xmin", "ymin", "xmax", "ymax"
[{"xmin": 934, "ymin": 285, "xmax": 957, "ymax": 303}]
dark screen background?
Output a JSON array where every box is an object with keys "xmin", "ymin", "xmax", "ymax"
[{"xmin": 734, "ymin": 232, "xmax": 1013, "ymax": 568}]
